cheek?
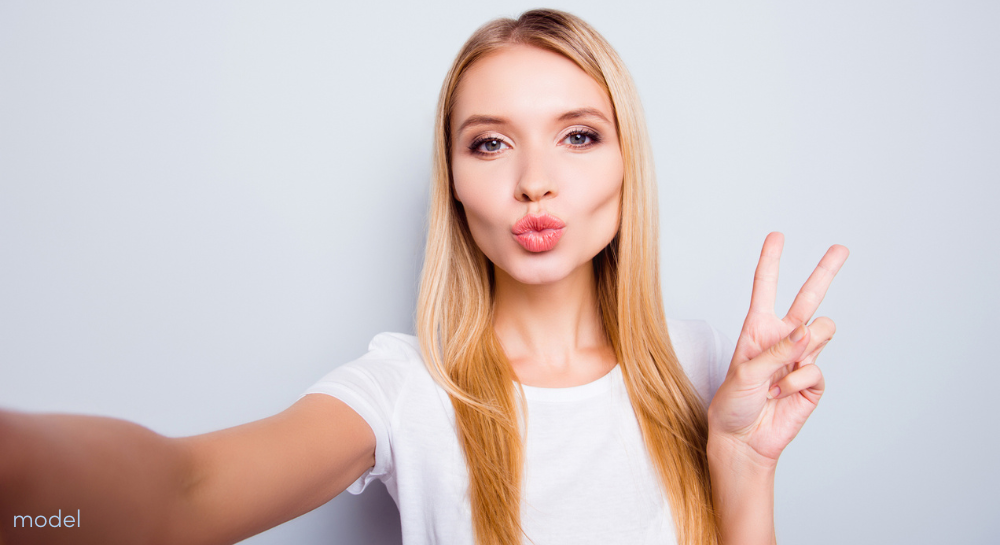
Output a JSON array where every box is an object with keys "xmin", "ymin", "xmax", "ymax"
[
  {"xmin": 451, "ymin": 160, "xmax": 511, "ymax": 242},
  {"xmin": 571, "ymin": 150, "xmax": 624, "ymax": 219},
  {"xmin": 451, "ymin": 152, "xmax": 500, "ymax": 206}
]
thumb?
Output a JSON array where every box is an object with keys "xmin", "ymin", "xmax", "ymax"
[{"xmin": 740, "ymin": 324, "xmax": 811, "ymax": 384}]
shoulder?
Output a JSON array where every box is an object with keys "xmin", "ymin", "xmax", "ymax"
[
  {"xmin": 314, "ymin": 331, "xmax": 424, "ymax": 381},
  {"xmin": 302, "ymin": 332, "xmax": 428, "ymax": 409},
  {"xmin": 666, "ymin": 319, "xmax": 735, "ymax": 406},
  {"xmin": 362, "ymin": 332, "xmax": 424, "ymax": 371}
]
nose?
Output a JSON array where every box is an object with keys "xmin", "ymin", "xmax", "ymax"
[{"xmin": 514, "ymin": 150, "xmax": 558, "ymax": 203}]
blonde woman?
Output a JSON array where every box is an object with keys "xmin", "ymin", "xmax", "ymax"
[{"xmin": 0, "ymin": 9, "xmax": 848, "ymax": 545}]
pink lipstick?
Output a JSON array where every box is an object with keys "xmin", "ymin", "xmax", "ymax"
[{"xmin": 512, "ymin": 213, "xmax": 565, "ymax": 252}]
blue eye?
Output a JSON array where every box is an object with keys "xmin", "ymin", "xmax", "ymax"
[
  {"xmin": 482, "ymin": 139, "xmax": 504, "ymax": 152},
  {"xmin": 470, "ymin": 137, "xmax": 509, "ymax": 155},
  {"xmin": 563, "ymin": 130, "xmax": 600, "ymax": 147}
]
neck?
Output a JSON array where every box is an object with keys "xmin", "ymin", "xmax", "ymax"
[{"xmin": 492, "ymin": 261, "xmax": 615, "ymax": 386}]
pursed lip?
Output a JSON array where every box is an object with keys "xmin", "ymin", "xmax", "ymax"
[
  {"xmin": 511, "ymin": 213, "xmax": 566, "ymax": 235},
  {"xmin": 511, "ymin": 213, "xmax": 565, "ymax": 253}
]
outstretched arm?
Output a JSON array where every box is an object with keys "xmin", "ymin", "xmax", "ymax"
[
  {"xmin": 0, "ymin": 393, "xmax": 374, "ymax": 545},
  {"xmin": 707, "ymin": 232, "xmax": 849, "ymax": 544}
]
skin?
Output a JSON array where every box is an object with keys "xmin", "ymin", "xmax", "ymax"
[
  {"xmin": 450, "ymin": 45, "xmax": 851, "ymax": 542},
  {"xmin": 1, "ymin": 394, "xmax": 375, "ymax": 545},
  {"xmin": 451, "ymin": 44, "xmax": 622, "ymax": 387},
  {"xmin": 0, "ymin": 43, "xmax": 848, "ymax": 545},
  {"xmin": 707, "ymin": 233, "xmax": 848, "ymax": 544}
]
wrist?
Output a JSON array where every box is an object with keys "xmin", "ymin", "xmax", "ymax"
[
  {"xmin": 707, "ymin": 433, "xmax": 777, "ymax": 545},
  {"xmin": 707, "ymin": 432, "xmax": 779, "ymax": 476}
]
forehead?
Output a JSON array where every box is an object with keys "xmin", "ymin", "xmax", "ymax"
[{"xmin": 451, "ymin": 44, "xmax": 614, "ymax": 132}]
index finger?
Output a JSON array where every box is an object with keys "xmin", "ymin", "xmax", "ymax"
[
  {"xmin": 748, "ymin": 232, "xmax": 785, "ymax": 315},
  {"xmin": 783, "ymin": 244, "xmax": 849, "ymax": 326}
]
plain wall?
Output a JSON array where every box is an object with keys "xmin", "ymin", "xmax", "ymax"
[{"xmin": 1, "ymin": 1, "xmax": 997, "ymax": 543}]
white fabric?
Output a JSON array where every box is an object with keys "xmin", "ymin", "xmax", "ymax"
[{"xmin": 301, "ymin": 319, "xmax": 733, "ymax": 545}]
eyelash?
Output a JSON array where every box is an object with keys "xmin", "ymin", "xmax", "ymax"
[
  {"xmin": 468, "ymin": 136, "xmax": 509, "ymax": 156},
  {"xmin": 468, "ymin": 129, "xmax": 602, "ymax": 156},
  {"xmin": 562, "ymin": 129, "xmax": 601, "ymax": 148}
]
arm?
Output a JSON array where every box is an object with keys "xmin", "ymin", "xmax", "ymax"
[
  {"xmin": 707, "ymin": 434, "xmax": 777, "ymax": 545},
  {"xmin": 0, "ymin": 393, "xmax": 374, "ymax": 545}
]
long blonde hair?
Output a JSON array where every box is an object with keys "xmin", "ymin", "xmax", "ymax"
[{"xmin": 416, "ymin": 9, "xmax": 718, "ymax": 545}]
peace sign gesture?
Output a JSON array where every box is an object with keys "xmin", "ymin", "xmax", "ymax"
[{"xmin": 708, "ymin": 232, "xmax": 849, "ymax": 464}]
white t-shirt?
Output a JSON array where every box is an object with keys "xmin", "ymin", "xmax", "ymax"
[{"xmin": 301, "ymin": 319, "xmax": 733, "ymax": 545}]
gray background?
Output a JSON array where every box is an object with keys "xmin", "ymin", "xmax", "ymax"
[{"xmin": 1, "ymin": 1, "xmax": 997, "ymax": 543}]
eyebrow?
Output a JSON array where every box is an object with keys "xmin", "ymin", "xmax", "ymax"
[
  {"xmin": 457, "ymin": 115, "xmax": 507, "ymax": 134},
  {"xmin": 557, "ymin": 107, "xmax": 611, "ymax": 124},
  {"xmin": 455, "ymin": 108, "xmax": 612, "ymax": 134}
]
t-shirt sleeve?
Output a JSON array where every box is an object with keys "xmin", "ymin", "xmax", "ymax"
[
  {"xmin": 706, "ymin": 324, "xmax": 735, "ymax": 401},
  {"xmin": 298, "ymin": 333, "xmax": 418, "ymax": 495},
  {"xmin": 667, "ymin": 319, "xmax": 735, "ymax": 406}
]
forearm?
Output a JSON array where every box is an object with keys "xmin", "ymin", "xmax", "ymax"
[
  {"xmin": 0, "ymin": 409, "xmax": 193, "ymax": 545},
  {"xmin": 708, "ymin": 433, "xmax": 778, "ymax": 545}
]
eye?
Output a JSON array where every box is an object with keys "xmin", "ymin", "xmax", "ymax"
[
  {"xmin": 481, "ymin": 139, "xmax": 505, "ymax": 152},
  {"xmin": 469, "ymin": 136, "xmax": 510, "ymax": 156},
  {"xmin": 562, "ymin": 129, "xmax": 601, "ymax": 148}
]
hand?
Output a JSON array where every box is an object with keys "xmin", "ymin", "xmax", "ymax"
[{"xmin": 708, "ymin": 232, "xmax": 849, "ymax": 463}]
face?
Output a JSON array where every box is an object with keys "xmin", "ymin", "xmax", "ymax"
[{"xmin": 450, "ymin": 45, "xmax": 624, "ymax": 285}]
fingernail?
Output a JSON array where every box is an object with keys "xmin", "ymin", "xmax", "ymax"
[
  {"xmin": 768, "ymin": 385, "xmax": 781, "ymax": 399},
  {"xmin": 791, "ymin": 325, "xmax": 806, "ymax": 343}
]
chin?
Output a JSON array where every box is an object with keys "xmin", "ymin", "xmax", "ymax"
[
  {"xmin": 507, "ymin": 269, "xmax": 570, "ymax": 286},
  {"xmin": 496, "ymin": 253, "xmax": 589, "ymax": 286}
]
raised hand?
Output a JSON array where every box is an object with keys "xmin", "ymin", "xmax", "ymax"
[
  {"xmin": 734, "ymin": 232, "xmax": 847, "ymax": 366},
  {"xmin": 708, "ymin": 232, "xmax": 849, "ymax": 463}
]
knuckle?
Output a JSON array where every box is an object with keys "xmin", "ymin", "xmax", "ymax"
[
  {"xmin": 729, "ymin": 363, "xmax": 749, "ymax": 383},
  {"xmin": 733, "ymin": 362, "xmax": 753, "ymax": 383},
  {"xmin": 801, "ymin": 290, "xmax": 820, "ymax": 305},
  {"xmin": 766, "ymin": 343, "xmax": 783, "ymax": 360},
  {"xmin": 800, "ymin": 363, "xmax": 823, "ymax": 385},
  {"xmin": 811, "ymin": 316, "xmax": 837, "ymax": 338},
  {"xmin": 784, "ymin": 364, "xmax": 823, "ymax": 391}
]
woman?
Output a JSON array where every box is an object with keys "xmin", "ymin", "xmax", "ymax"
[{"xmin": 0, "ymin": 9, "xmax": 847, "ymax": 545}]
